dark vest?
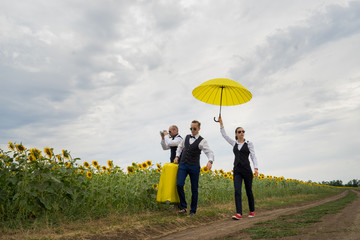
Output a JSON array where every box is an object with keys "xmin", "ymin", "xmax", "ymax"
[
  {"xmin": 233, "ymin": 141, "xmax": 251, "ymax": 172},
  {"xmin": 170, "ymin": 135, "xmax": 182, "ymax": 162},
  {"xmin": 180, "ymin": 135, "xmax": 203, "ymax": 166}
]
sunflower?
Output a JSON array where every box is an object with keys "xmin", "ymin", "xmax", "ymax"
[
  {"xmin": 219, "ymin": 169, "xmax": 224, "ymax": 174},
  {"xmin": 152, "ymin": 184, "xmax": 158, "ymax": 189},
  {"xmin": 92, "ymin": 160, "xmax": 99, "ymax": 168},
  {"xmin": 202, "ymin": 166, "xmax": 209, "ymax": 173},
  {"xmin": 107, "ymin": 160, "xmax": 113, "ymax": 169},
  {"xmin": 86, "ymin": 171, "xmax": 93, "ymax": 179},
  {"xmin": 102, "ymin": 166, "xmax": 107, "ymax": 171},
  {"xmin": 83, "ymin": 161, "xmax": 90, "ymax": 168},
  {"xmin": 223, "ymin": 173, "xmax": 229, "ymax": 178},
  {"xmin": 141, "ymin": 162, "xmax": 148, "ymax": 169},
  {"xmin": 65, "ymin": 162, "xmax": 71, "ymax": 168},
  {"xmin": 156, "ymin": 169, "xmax": 161, "ymax": 173},
  {"xmin": 44, "ymin": 147, "xmax": 53, "ymax": 159},
  {"xmin": 56, "ymin": 154, "xmax": 62, "ymax": 162},
  {"xmin": 127, "ymin": 166, "xmax": 135, "ymax": 173},
  {"xmin": 279, "ymin": 176, "xmax": 284, "ymax": 181},
  {"xmin": 28, "ymin": 154, "xmax": 36, "ymax": 162},
  {"xmin": 8, "ymin": 142, "xmax": 15, "ymax": 151},
  {"xmin": 30, "ymin": 148, "xmax": 41, "ymax": 159},
  {"xmin": 156, "ymin": 163, "xmax": 161, "ymax": 169},
  {"xmin": 137, "ymin": 163, "xmax": 141, "ymax": 169},
  {"xmin": 146, "ymin": 160, "xmax": 152, "ymax": 166},
  {"xmin": 229, "ymin": 175, "xmax": 234, "ymax": 181},
  {"xmin": 214, "ymin": 169, "xmax": 218, "ymax": 174},
  {"xmin": 15, "ymin": 144, "xmax": 25, "ymax": 153},
  {"xmin": 62, "ymin": 149, "xmax": 70, "ymax": 159}
]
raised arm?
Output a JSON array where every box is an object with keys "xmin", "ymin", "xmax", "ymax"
[{"xmin": 218, "ymin": 116, "xmax": 236, "ymax": 146}]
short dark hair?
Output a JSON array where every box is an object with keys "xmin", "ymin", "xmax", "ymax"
[{"xmin": 191, "ymin": 120, "xmax": 201, "ymax": 128}]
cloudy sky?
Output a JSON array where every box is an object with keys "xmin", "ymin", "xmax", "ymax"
[{"xmin": 1, "ymin": 0, "xmax": 359, "ymax": 183}]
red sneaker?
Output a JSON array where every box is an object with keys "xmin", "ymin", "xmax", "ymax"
[
  {"xmin": 248, "ymin": 212, "xmax": 255, "ymax": 217},
  {"xmin": 232, "ymin": 214, "xmax": 243, "ymax": 220}
]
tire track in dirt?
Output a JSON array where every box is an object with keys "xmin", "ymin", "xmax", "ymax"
[
  {"xmin": 280, "ymin": 190, "xmax": 360, "ymax": 240},
  {"xmin": 153, "ymin": 190, "xmax": 349, "ymax": 240}
]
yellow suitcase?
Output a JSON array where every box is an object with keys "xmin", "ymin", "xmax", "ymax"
[{"xmin": 156, "ymin": 163, "xmax": 180, "ymax": 203}]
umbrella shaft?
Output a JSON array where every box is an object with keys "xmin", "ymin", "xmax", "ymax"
[{"xmin": 219, "ymin": 86, "xmax": 224, "ymax": 116}]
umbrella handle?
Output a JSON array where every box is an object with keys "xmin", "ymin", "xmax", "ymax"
[{"xmin": 214, "ymin": 113, "xmax": 221, "ymax": 122}]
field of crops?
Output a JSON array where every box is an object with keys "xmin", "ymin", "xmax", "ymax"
[{"xmin": 0, "ymin": 142, "xmax": 337, "ymax": 228}]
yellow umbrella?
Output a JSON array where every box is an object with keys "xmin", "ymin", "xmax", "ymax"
[{"xmin": 192, "ymin": 78, "xmax": 252, "ymax": 122}]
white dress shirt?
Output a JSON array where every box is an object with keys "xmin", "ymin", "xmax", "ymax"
[
  {"xmin": 161, "ymin": 134, "xmax": 182, "ymax": 150},
  {"xmin": 176, "ymin": 134, "xmax": 214, "ymax": 163},
  {"xmin": 220, "ymin": 126, "xmax": 258, "ymax": 169}
]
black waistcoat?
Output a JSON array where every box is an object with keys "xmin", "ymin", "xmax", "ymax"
[
  {"xmin": 169, "ymin": 135, "xmax": 182, "ymax": 162},
  {"xmin": 180, "ymin": 135, "xmax": 203, "ymax": 166},
  {"xmin": 233, "ymin": 142, "xmax": 251, "ymax": 171}
]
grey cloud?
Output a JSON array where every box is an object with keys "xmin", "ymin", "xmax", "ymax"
[
  {"xmin": 230, "ymin": 1, "xmax": 360, "ymax": 86},
  {"xmin": 146, "ymin": 0, "xmax": 189, "ymax": 30}
]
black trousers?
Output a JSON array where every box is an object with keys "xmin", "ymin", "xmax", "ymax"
[{"xmin": 233, "ymin": 168, "xmax": 255, "ymax": 215}]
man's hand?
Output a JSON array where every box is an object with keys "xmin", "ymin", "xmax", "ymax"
[
  {"xmin": 174, "ymin": 157, "xmax": 179, "ymax": 164},
  {"xmin": 163, "ymin": 130, "xmax": 168, "ymax": 136},
  {"xmin": 206, "ymin": 161, "xmax": 212, "ymax": 170}
]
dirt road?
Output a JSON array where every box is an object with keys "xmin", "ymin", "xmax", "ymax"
[{"xmin": 153, "ymin": 190, "xmax": 360, "ymax": 240}]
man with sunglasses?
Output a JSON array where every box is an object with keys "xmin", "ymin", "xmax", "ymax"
[
  {"xmin": 174, "ymin": 120, "xmax": 214, "ymax": 216},
  {"xmin": 160, "ymin": 125, "xmax": 183, "ymax": 163}
]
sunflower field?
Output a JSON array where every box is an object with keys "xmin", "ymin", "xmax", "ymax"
[{"xmin": 0, "ymin": 142, "xmax": 337, "ymax": 227}]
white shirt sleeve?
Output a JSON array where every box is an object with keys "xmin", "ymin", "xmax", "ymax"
[
  {"xmin": 175, "ymin": 138, "xmax": 185, "ymax": 157},
  {"xmin": 161, "ymin": 135, "xmax": 182, "ymax": 150},
  {"xmin": 199, "ymin": 139, "xmax": 215, "ymax": 162},
  {"xmin": 160, "ymin": 139, "xmax": 169, "ymax": 150},
  {"xmin": 247, "ymin": 141, "xmax": 258, "ymax": 169},
  {"xmin": 220, "ymin": 126, "xmax": 236, "ymax": 147}
]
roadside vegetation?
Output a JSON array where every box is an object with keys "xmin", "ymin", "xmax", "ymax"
[{"xmin": 0, "ymin": 142, "xmax": 351, "ymax": 239}]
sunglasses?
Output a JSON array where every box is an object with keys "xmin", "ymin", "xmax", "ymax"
[
  {"xmin": 237, "ymin": 130, "xmax": 245, "ymax": 134},
  {"xmin": 169, "ymin": 130, "xmax": 172, "ymax": 133},
  {"xmin": 190, "ymin": 127, "xmax": 197, "ymax": 131}
]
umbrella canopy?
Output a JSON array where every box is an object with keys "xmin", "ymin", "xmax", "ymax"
[{"xmin": 192, "ymin": 78, "xmax": 252, "ymax": 122}]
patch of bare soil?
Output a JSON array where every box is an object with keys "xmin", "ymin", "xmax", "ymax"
[{"xmin": 280, "ymin": 190, "xmax": 360, "ymax": 240}]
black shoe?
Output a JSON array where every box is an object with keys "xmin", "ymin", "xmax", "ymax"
[
  {"xmin": 188, "ymin": 212, "xmax": 195, "ymax": 217},
  {"xmin": 178, "ymin": 208, "xmax": 187, "ymax": 214}
]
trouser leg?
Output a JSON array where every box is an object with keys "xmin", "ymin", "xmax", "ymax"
[
  {"xmin": 243, "ymin": 170, "xmax": 255, "ymax": 212},
  {"xmin": 176, "ymin": 163, "xmax": 188, "ymax": 210},
  {"xmin": 188, "ymin": 165, "xmax": 200, "ymax": 214},
  {"xmin": 233, "ymin": 172, "xmax": 243, "ymax": 214}
]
